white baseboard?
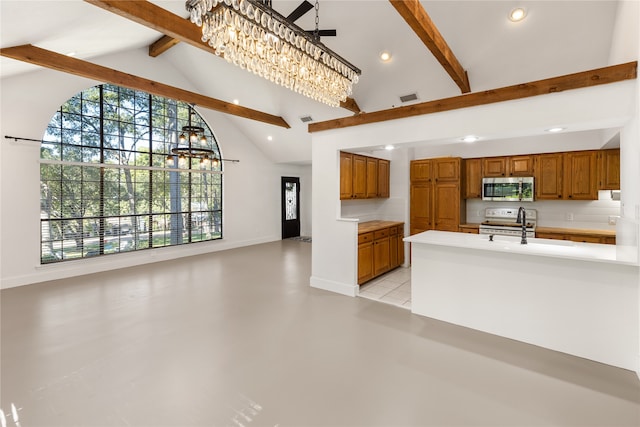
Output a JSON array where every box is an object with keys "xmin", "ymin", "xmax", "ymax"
[
  {"xmin": 310, "ymin": 275, "xmax": 357, "ymax": 297},
  {"xmin": 1, "ymin": 235, "xmax": 280, "ymax": 289}
]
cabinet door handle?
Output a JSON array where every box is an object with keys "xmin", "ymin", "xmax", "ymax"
[{"xmin": 558, "ymin": 195, "xmax": 562, "ymax": 198}]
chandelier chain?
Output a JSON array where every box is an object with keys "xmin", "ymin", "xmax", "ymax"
[{"xmin": 314, "ymin": 0, "xmax": 320, "ymax": 40}]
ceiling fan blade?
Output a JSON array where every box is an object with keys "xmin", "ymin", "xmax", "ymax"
[
  {"xmin": 286, "ymin": 1, "xmax": 314, "ymax": 22},
  {"xmin": 305, "ymin": 29, "xmax": 337, "ymax": 37}
]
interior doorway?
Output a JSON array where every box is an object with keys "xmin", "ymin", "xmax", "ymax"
[{"xmin": 281, "ymin": 177, "xmax": 300, "ymax": 239}]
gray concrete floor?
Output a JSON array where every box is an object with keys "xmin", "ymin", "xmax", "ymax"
[{"xmin": 2, "ymin": 239, "xmax": 639, "ymax": 426}]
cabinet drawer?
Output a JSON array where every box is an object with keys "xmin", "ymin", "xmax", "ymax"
[
  {"xmin": 374, "ymin": 229, "xmax": 389, "ymax": 240},
  {"xmin": 389, "ymin": 226, "xmax": 398, "ymax": 236},
  {"xmin": 567, "ymin": 234, "xmax": 603, "ymax": 244},
  {"xmin": 358, "ymin": 232, "xmax": 374, "ymax": 244}
]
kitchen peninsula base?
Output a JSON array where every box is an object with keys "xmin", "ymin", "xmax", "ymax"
[{"xmin": 405, "ymin": 231, "xmax": 639, "ymax": 375}]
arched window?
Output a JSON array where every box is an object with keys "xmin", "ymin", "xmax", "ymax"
[{"xmin": 40, "ymin": 84, "xmax": 223, "ymax": 263}]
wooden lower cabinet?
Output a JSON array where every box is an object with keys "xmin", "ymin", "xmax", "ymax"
[
  {"xmin": 535, "ymin": 230, "xmax": 615, "ymax": 245},
  {"xmin": 373, "ymin": 234, "xmax": 391, "ymax": 276},
  {"xmin": 358, "ymin": 223, "xmax": 404, "ymax": 285},
  {"xmin": 459, "ymin": 225, "xmax": 479, "ymax": 234},
  {"xmin": 357, "ymin": 240, "xmax": 374, "ymax": 284}
]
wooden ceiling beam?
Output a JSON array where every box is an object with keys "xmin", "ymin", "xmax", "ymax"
[
  {"xmin": 340, "ymin": 97, "xmax": 362, "ymax": 115},
  {"xmin": 149, "ymin": 35, "xmax": 181, "ymax": 58},
  {"xmin": 0, "ymin": 44, "xmax": 291, "ymax": 129},
  {"xmin": 308, "ymin": 61, "xmax": 637, "ymax": 133},
  {"xmin": 86, "ymin": 0, "xmax": 361, "ymax": 113},
  {"xmin": 390, "ymin": 0, "xmax": 470, "ymax": 94},
  {"xmin": 85, "ymin": 0, "xmax": 211, "ymax": 53}
]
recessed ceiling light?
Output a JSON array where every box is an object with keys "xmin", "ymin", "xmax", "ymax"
[
  {"xmin": 233, "ymin": 99, "xmax": 239, "ymax": 105},
  {"xmin": 384, "ymin": 144, "xmax": 395, "ymax": 151},
  {"xmin": 461, "ymin": 135, "xmax": 479, "ymax": 143},
  {"xmin": 546, "ymin": 127, "xmax": 565, "ymax": 133},
  {"xmin": 379, "ymin": 51, "xmax": 392, "ymax": 63},
  {"xmin": 267, "ymin": 136, "xmax": 273, "ymax": 141},
  {"xmin": 509, "ymin": 7, "xmax": 526, "ymax": 22},
  {"xmin": 66, "ymin": 51, "xmax": 76, "ymax": 57}
]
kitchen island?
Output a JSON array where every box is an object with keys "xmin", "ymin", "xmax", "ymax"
[{"xmin": 404, "ymin": 230, "xmax": 640, "ymax": 374}]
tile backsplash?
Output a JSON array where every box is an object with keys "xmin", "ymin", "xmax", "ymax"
[
  {"xmin": 341, "ymin": 197, "xmax": 407, "ymax": 224},
  {"xmin": 341, "ymin": 192, "xmax": 620, "ymax": 231},
  {"xmin": 466, "ymin": 191, "xmax": 621, "ymax": 230}
]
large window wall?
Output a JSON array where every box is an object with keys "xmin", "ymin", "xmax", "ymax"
[{"xmin": 40, "ymin": 84, "xmax": 222, "ymax": 263}]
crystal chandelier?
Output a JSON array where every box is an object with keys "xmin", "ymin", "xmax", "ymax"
[{"xmin": 186, "ymin": 0, "xmax": 361, "ymax": 107}]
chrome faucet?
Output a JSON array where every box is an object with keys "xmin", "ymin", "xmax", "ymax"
[{"xmin": 516, "ymin": 207, "xmax": 528, "ymax": 245}]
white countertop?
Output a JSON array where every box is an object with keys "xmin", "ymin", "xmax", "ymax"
[{"xmin": 405, "ymin": 230, "xmax": 639, "ymax": 266}]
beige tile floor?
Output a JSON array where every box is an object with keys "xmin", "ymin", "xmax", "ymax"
[
  {"xmin": 2, "ymin": 240, "xmax": 640, "ymax": 426},
  {"xmin": 358, "ymin": 267, "xmax": 412, "ymax": 309}
]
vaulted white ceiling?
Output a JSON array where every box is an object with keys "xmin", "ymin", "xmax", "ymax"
[{"xmin": 0, "ymin": 1, "xmax": 622, "ymax": 164}]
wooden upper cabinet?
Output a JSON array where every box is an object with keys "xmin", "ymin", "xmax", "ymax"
[
  {"xmin": 377, "ymin": 159, "xmax": 390, "ymax": 198},
  {"xmin": 410, "ymin": 159, "xmax": 432, "ymax": 182},
  {"xmin": 564, "ymin": 151, "xmax": 598, "ymax": 200},
  {"xmin": 339, "ymin": 152, "xmax": 354, "ymax": 199},
  {"xmin": 483, "ymin": 155, "xmax": 533, "ymax": 177},
  {"xmin": 433, "ymin": 158, "xmax": 460, "ymax": 182},
  {"xmin": 535, "ymin": 153, "xmax": 564, "ymax": 200},
  {"xmin": 508, "ymin": 155, "xmax": 534, "ymax": 176},
  {"xmin": 463, "ymin": 158, "xmax": 482, "ymax": 199},
  {"xmin": 483, "ymin": 157, "xmax": 507, "ymax": 177},
  {"xmin": 340, "ymin": 152, "xmax": 390, "ymax": 200},
  {"xmin": 598, "ymin": 149, "xmax": 620, "ymax": 190},
  {"xmin": 366, "ymin": 157, "xmax": 378, "ymax": 198},
  {"xmin": 352, "ymin": 154, "xmax": 367, "ymax": 199}
]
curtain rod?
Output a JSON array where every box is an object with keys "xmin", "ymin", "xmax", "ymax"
[{"xmin": 4, "ymin": 135, "xmax": 240, "ymax": 163}]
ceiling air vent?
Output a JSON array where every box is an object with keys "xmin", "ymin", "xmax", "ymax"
[
  {"xmin": 300, "ymin": 115, "xmax": 313, "ymax": 123},
  {"xmin": 399, "ymin": 93, "xmax": 418, "ymax": 103}
]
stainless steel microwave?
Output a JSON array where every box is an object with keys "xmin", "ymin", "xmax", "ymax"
[{"xmin": 482, "ymin": 177, "xmax": 534, "ymax": 202}]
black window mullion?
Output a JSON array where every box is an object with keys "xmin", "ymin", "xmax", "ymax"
[{"xmin": 99, "ymin": 85, "xmax": 106, "ymax": 255}]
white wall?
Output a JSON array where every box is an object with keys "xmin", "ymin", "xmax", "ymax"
[{"xmin": 0, "ymin": 48, "xmax": 311, "ymax": 288}]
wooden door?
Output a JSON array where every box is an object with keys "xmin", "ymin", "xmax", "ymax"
[
  {"xmin": 377, "ymin": 159, "xmax": 390, "ymax": 197},
  {"xmin": 366, "ymin": 157, "xmax": 378, "ymax": 198},
  {"xmin": 339, "ymin": 152, "xmax": 353, "ymax": 200},
  {"xmin": 535, "ymin": 153, "xmax": 563, "ymax": 200},
  {"xmin": 352, "ymin": 155, "xmax": 367, "ymax": 199},
  {"xmin": 358, "ymin": 242, "xmax": 374, "ymax": 284},
  {"xmin": 433, "ymin": 182, "xmax": 460, "ymax": 231},
  {"xmin": 433, "ymin": 158, "xmax": 460, "ymax": 182},
  {"xmin": 463, "ymin": 158, "xmax": 482, "ymax": 198},
  {"xmin": 508, "ymin": 155, "xmax": 534, "ymax": 176},
  {"xmin": 599, "ymin": 149, "xmax": 620, "ymax": 190},
  {"xmin": 483, "ymin": 157, "xmax": 507, "ymax": 177},
  {"xmin": 410, "ymin": 183, "xmax": 432, "ymax": 234},
  {"xmin": 565, "ymin": 151, "xmax": 598, "ymax": 200}
]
